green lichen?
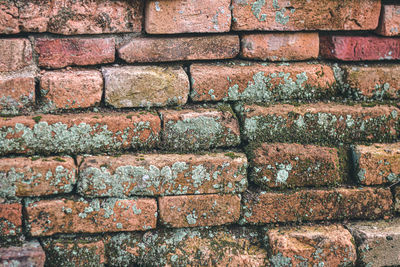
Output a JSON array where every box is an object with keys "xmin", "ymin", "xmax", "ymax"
[{"xmin": 251, "ymin": 0, "xmax": 267, "ymax": 21}]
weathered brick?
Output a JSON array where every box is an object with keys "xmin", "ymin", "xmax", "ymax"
[
  {"xmin": 241, "ymin": 188, "xmax": 392, "ymax": 224},
  {"xmin": 107, "ymin": 227, "xmax": 269, "ymax": 266},
  {"xmin": 160, "ymin": 107, "xmax": 241, "ymax": 151},
  {"xmin": 118, "ymin": 35, "xmax": 239, "ymax": 63},
  {"xmin": 78, "ymin": 153, "xmax": 247, "ymax": 197},
  {"xmin": 145, "ymin": 0, "xmax": 231, "ymax": 34},
  {"xmin": 0, "ymin": 201, "xmax": 22, "ymax": 236},
  {"xmin": 0, "ymin": 112, "xmax": 160, "ymax": 155},
  {"xmin": 0, "ymin": 156, "xmax": 76, "ymax": 198},
  {"xmin": 0, "ymin": 39, "xmax": 33, "ymax": 72},
  {"xmin": 239, "ymin": 103, "xmax": 399, "ymax": 144},
  {"xmin": 347, "ymin": 219, "xmax": 400, "ymax": 267},
  {"xmin": 338, "ymin": 64, "xmax": 400, "ymax": 100},
  {"xmin": 251, "ymin": 143, "xmax": 340, "ymax": 188},
  {"xmin": 0, "ymin": 241, "xmax": 45, "ymax": 267},
  {"xmin": 26, "ymin": 198, "xmax": 157, "ymax": 236},
  {"xmin": 36, "ymin": 38, "xmax": 115, "ymax": 69},
  {"xmin": 40, "ymin": 70, "xmax": 103, "ymax": 111},
  {"xmin": 102, "ymin": 66, "xmax": 189, "ymax": 108},
  {"xmin": 395, "ymin": 187, "xmax": 400, "ymax": 213},
  {"xmin": 376, "ymin": 5, "xmax": 400, "ymax": 36},
  {"xmin": 158, "ymin": 194, "xmax": 240, "ymax": 228},
  {"xmin": 320, "ymin": 36, "xmax": 400, "ymax": 61},
  {"xmin": 231, "ymin": 0, "xmax": 380, "ymax": 31},
  {"xmin": 41, "ymin": 237, "xmax": 106, "ymax": 267},
  {"xmin": 241, "ymin": 33, "xmax": 319, "ymax": 61},
  {"xmin": 0, "ymin": 0, "xmax": 143, "ymax": 35},
  {"xmin": 352, "ymin": 143, "xmax": 400, "ymax": 185},
  {"xmin": 268, "ymin": 225, "xmax": 356, "ymax": 267},
  {"xmin": 0, "ymin": 72, "xmax": 35, "ymax": 115},
  {"xmin": 190, "ymin": 62, "xmax": 335, "ymax": 102}
]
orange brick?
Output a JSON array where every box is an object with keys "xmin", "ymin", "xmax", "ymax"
[
  {"xmin": 241, "ymin": 188, "xmax": 392, "ymax": 224},
  {"xmin": 158, "ymin": 194, "xmax": 241, "ymax": 228},
  {"xmin": 190, "ymin": 62, "xmax": 335, "ymax": 102},
  {"xmin": 0, "ymin": 39, "xmax": 33, "ymax": 72},
  {"xmin": 241, "ymin": 33, "xmax": 319, "ymax": 61},
  {"xmin": 145, "ymin": 0, "xmax": 231, "ymax": 34},
  {"xmin": 26, "ymin": 198, "xmax": 157, "ymax": 236},
  {"xmin": 352, "ymin": 143, "xmax": 400, "ymax": 185},
  {"xmin": 40, "ymin": 70, "xmax": 103, "ymax": 110},
  {"xmin": 376, "ymin": 5, "xmax": 400, "ymax": 36},
  {"xmin": 78, "ymin": 153, "xmax": 247, "ymax": 197},
  {"xmin": 0, "ymin": 202, "xmax": 22, "ymax": 236},
  {"xmin": 232, "ymin": 0, "xmax": 380, "ymax": 31},
  {"xmin": 119, "ymin": 35, "xmax": 239, "ymax": 63}
]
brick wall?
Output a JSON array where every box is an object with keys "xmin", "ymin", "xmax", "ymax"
[{"xmin": 0, "ymin": 0, "xmax": 399, "ymax": 266}]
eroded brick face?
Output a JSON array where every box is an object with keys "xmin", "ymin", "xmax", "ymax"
[
  {"xmin": 0, "ymin": 202, "xmax": 22, "ymax": 236},
  {"xmin": 376, "ymin": 5, "xmax": 400, "ymax": 36}
]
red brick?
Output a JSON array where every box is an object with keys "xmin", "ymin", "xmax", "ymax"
[
  {"xmin": 0, "ymin": 72, "xmax": 35, "ymax": 115},
  {"xmin": 340, "ymin": 64, "xmax": 400, "ymax": 99},
  {"xmin": 40, "ymin": 70, "xmax": 103, "ymax": 110},
  {"xmin": 0, "ymin": 39, "xmax": 33, "ymax": 72},
  {"xmin": 26, "ymin": 198, "xmax": 157, "ymax": 236},
  {"xmin": 241, "ymin": 33, "xmax": 319, "ymax": 61},
  {"xmin": 240, "ymin": 103, "xmax": 399, "ymax": 144},
  {"xmin": 0, "ymin": 241, "xmax": 46, "ymax": 267},
  {"xmin": 241, "ymin": 188, "xmax": 392, "ymax": 224},
  {"xmin": 145, "ymin": 0, "xmax": 231, "ymax": 34},
  {"xmin": 376, "ymin": 5, "xmax": 400, "ymax": 36},
  {"xmin": 232, "ymin": 0, "xmax": 380, "ymax": 31},
  {"xmin": 102, "ymin": 66, "xmax": 189, "ymax": 108},
  {"xmin": 0, "ymin": 112, "xmax": 160, "ymax": 155},
  {"xmin": 320, "ymin": 35, "xmax": 400, "ymax": 61},
  {"xmin": 352, "ymin": 143, "xmax": 400, "ymax": 185},
  {"xmin": 78, "ymin": 153, "xmax": 247, "ymax": 197},
  {"xmin": 0, "ymin": 1, "xmax": 143, "ymax": 35},
  {"xmin": 190, "ymin": 62, "xmax": 335, "ymax": 102},
  {"xmin": 395, "ymin": 187, "xmax": 400, "ymax": 212},
  {"xmin": 268, "ymin": 225, "xmax": 356, "ymax": 266},
  {"xmin": 42, "ymin": 237, "xmax": 106, "ymax": 266},
  {"xmin": 36, "ymin": 38, "xmax": 115, "ymax": 69},
  {"xmin": 160, "ymin": 107, "xmax": 241, "ymax": 151},
  {"xmin": 158, "ymin": 194, "xmax": 240, "ymax": 228},
  {"xmin": 251, "ymin": 143, "xmax": 340, "ymax": 188},
  {"xmin": 118, "ymin": 35, "xmax": 239, "ymax": 63},
  {"xmin": 0, "ymin": 202, "xmax": 22, "ymax": 236},
  {"xmin": 0, "ymin": 156, "xmax": 76, "ymax": 197}
]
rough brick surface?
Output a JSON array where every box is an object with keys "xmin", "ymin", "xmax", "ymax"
[
  {"xmin": 0, "ymin": 38, "xmax": 33, "ymax": 72},
  {"xmin": 158, "ymin": 194, "xmax": 241, "ymax": 228},
  {"xmin": 0, "ymin": 0, "xmax": 143, "ymax": 34},
  {"xmin": 0, "ymin": 241, "xmax": 45, "ymax": 267},
  {"xmin": 26, "ymin": 198, "xmax": 157, "ymax": 236},
  {"xmin": 0, "ymin": 202, "xmax": 22, "ymax": 236},
  {"xmin": 160, "ymin": 107, "xmax": 241, "ymax": 151},
  {"xmin": 231, "ymin": 0, "xmax": 380, "ymax": 31},
  {"xmin": 347, "ymin": 219, "xmax": 400, "ymax": 267},
  {"xmin": 119, "ymin": 35, "xmax": 239, "ymax": 63},
  {"xmin": 78, "ymin": 153, "xmax": 247, "ymax": 197},
  {"xmin": 0, "ymin": 72, "xmax": 35, "ymax": 115},
  {"xmin": 36, "ymin": 38, "xmax": 115, "ymax": 69},
  {"xmin": 320, "ymin": 36, "xmax": 400, "ymax": 61},
  {"xmin": 241, "ymin": 33, "xmax": 319, "ymax": 61},
  {"xmin": 268, "ymin": 225, "xmax": 356, "ymax": 267},
  {"xmin": 352, "ymin": 143, "xmax": 400, "ymax": 185},
  {"xmin": 0, "ymin": 112, "xmax": 160, "ymax": 155},
  {"xmin": 241, "ymin": 188, "xmax": 392, "ymax": 224},
  {"xmin": 0, "ymin": 156, "xmax": 76, "ymax": 198},
  {"xmin": 102, "ymin": 66, "xmax": 189, "ymax": 108},
  {"xmin": 395, "ymin": 187, "xmax": 400, "ymax": 213},
  {"xmin": 251, "ymin": 143, "xmax": 340, "ymax": 188},
  {"xmin": 190, "ymin": 62, "xmax": 335, "ymax": 102},
  {"xmin": 42, "ymin": 237, "xmax": 106, "ymax": 267},
  {"xmin": 376, "ymin": 5, "xmax": 400, "ymax": 36},
  {"xmin": 145, "ymin": 0, "xmax": 231, "ymax": 34},
  {"xmin": 40, "ymin": 70, "xmax": 103, "ymax": 110},
  {"xmin": 240, "ymin": 103, "xmax": 399, "ymax": 144},
  {"xmin": 339, "ymin": 64, "xmax": 400, "ymax": 100},
  {"xmin": 107, "ymin": 227, "xmax": 269, "ymax": 266}
]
